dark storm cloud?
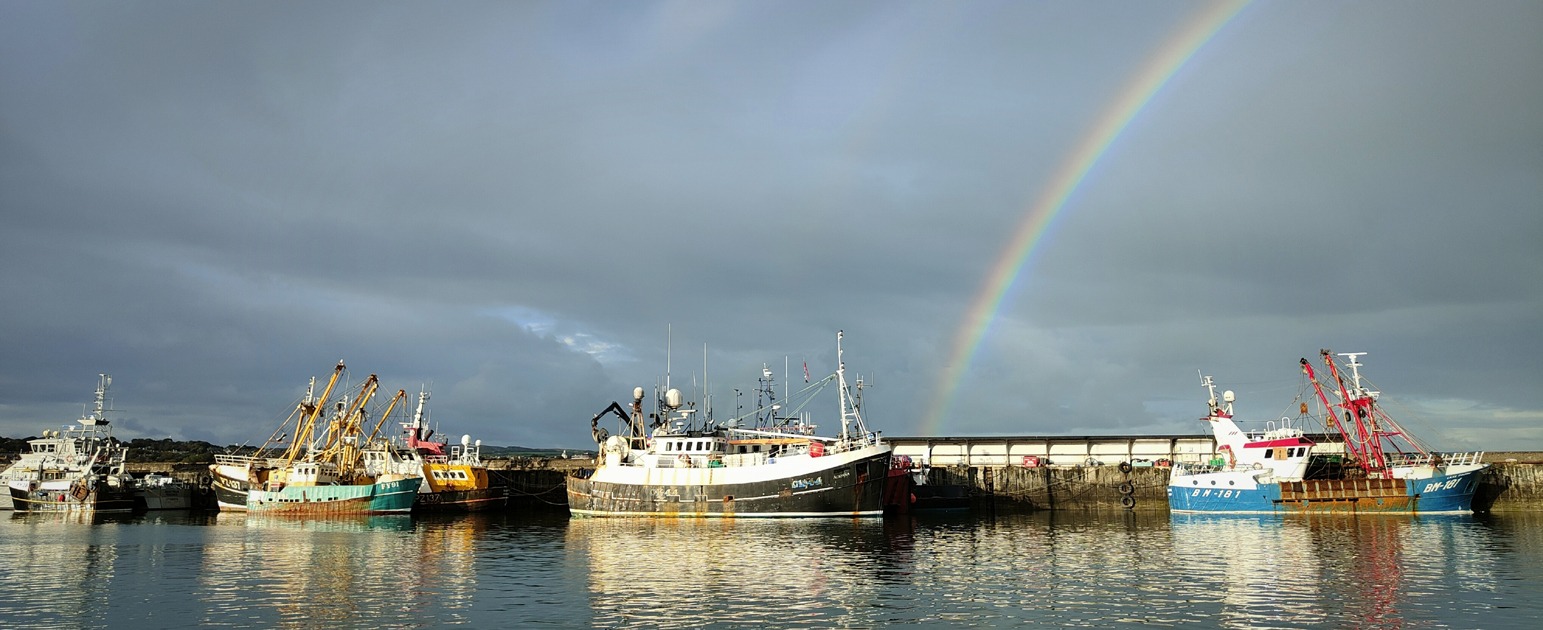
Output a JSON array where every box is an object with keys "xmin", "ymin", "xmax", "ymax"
[{"xmin": 1, "ymin": 1, "xmax": 1539, "ymax": 451}]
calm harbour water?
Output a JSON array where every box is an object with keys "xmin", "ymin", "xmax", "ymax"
[{"xmin": 1, "ymin": 508, "xmax": 1540, "ymax": 629}]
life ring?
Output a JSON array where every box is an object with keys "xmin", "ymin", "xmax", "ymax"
[
  {"xmin": 1118, "ymin": 461, "xmax": 1133, "ymax": 474},
  {"xmin": 1118, "ymin": 482, "xmax": 1135, "ymax": 495},
  {"xmin": 1217, "ymin": 445, "xmax": 1236, "ymax": 469},
  {"xmin": 1120, "ymin": 495, "xmax": 1136, "ymax": 509}
]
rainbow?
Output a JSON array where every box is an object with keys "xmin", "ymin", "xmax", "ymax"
[{"xmin": 922, "ymin": 1, "xmax": 1250, "ymax": 435}]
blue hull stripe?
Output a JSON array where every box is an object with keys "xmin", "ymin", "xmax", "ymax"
[{"xmin": 1168, "ymin": 468, "xmax": 1482, "ymax": 514}]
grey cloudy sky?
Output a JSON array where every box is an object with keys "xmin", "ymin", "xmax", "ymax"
[{"xmin": 2, "ymin": 1, "xmax": 1539, "ymax": 452}]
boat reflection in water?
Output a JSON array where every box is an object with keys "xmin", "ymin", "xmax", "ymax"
[
  {"xmin": 194, "ymin": 512, "xmax": 483, "ymax": 627},
  {"xmin": 1170, "ymin": 513, "xmax": 1506, "ymax": 628},
  {"xmin": 0, "ymin": 510, "xmax": 1535, "ymax": 627},
  {"xmin": 1169, "ymin": 514, "xmax": 1329, "ymax": 626},
  {"xmin": 565, "ymin": 517, "xmax": 893, "ymax": 627},
  {"xmin": 0, "ymin": 511, "xmax": 127, "ymax": 626},
  {"xmin": 213, "ymin": 511, "xmax": 415, "ymax": 532}
]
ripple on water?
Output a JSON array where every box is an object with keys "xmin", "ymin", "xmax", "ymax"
[{"xmin": 1, "ymin": 510, "xmax": 1541, "ymax": 628}]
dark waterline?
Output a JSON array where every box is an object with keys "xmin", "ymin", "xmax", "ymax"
[{"xmin": 1, "ymin": 509, "xmax": 1540, "ymax": 628}]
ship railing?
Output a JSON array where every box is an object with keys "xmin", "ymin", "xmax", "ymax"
[
  {"xmin": 815, "ymin": 433, "xmax": 882, "ymax": 456},
  {"xmin": 721, "ymin": 452, "xmax": 770, "ymax": 468},
  {"xmin": 1385, "ymin": 451, "xmax": 1487, "ymax": 468},
  {"xmin": 640, "ymin": 452, "xmax": 773, "ymax": 468},
  {"xmin": 1170, "ymin": 461, "xmax": 1226, "ymax": 476},
  {"xmin": 213, "ymin": 454, "xmax": 259, "ymax": 466}
]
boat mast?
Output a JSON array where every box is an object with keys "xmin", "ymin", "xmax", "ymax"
[
  {"xmin": 1325, "ymin": 351, "xmax": 1390, "ymax": 472},
  {"xmin": 404, "ymin": 387, "xmax": 432, "ymax": 448},
  {"xmin": 1200, "ymin": 373, "xmax": 1232, "ymax": 417},
  {"xmin": 836, "ymin": 330, "xmax": 870, "ymax": 442},
  {"xmin": 81, "ymin": 374, "xmax": 111, "ymax": 427},
  {"xmin": 283, "ymin": 362, "xmax": 346, "ymax": 466},
  {"xmin": 756, "ymin": 364, "xmax": 776, "ymax": 429},
  {"xmin": 1301, "ymin": 356, "xmax": 1360, "ymax": 467},
  {"xmin": 1302, "ymin": 351, "xmax": 1387, "ymax": 475}
]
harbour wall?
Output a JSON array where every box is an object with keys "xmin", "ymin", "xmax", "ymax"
[
  {"xmin": 888, "ymin": 434, "xmax": 1543, "ymax": 511},
  {"xmin": 125, "ymin": 444, "xmax": 1543, "ymax": 512},
  {"xmin": 916, "ymin": 460, "xmax": 1539, "ymax": 512}
]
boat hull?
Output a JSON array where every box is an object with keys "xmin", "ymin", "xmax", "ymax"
[
  {"xmin": 212, "ymin": 480, "xmax": 250, "ymax": 511},
  {"xmin": 246, "ymin": 478, "xmax": 422, "ymax": 515},
  {"xmin": 138, "ymin": 486, "xmax": 195, "ymax": 511},
  {"xmin": 210, "ymin": 459, "xmax": 257, "ymax": 511},
  {"xmin": 1168, "ymin": 465, "xmax": 1485, "ymax": 514},
  {"xmin": 9, "ymin": 479, "xmax": 139, "ymax": 513},
  {"xmin": 567, "ymin": 446, "xmax": 892, "ymax": 518},
  {"xmin": 210, "ymin": 472, "xmax": 262, "ymax": 511},
  {"xmin": 414, "ymin": 486, "xmax": 508, "ymax": 512}
]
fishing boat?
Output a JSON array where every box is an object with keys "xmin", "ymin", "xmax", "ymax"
[
  {"xmin": 6, "ymin": 374, "xmax": 140, "ymax": 513},
  {"xmin": 209, "ymin": 452, "xmax": 260, "ymax": 510},
  {"xmin": 358, "ymin": 389, "xmax": 507, "ymax": 512},
  {"xmin": 1168, "ymin": 350, "xmax": 1487, "ymax": 514},
  {"xmin": 209, "ymin": 362, "xmax": 421, "ymax": 515},
  {"xmin": 135, "ymin": 473, "xmax": 196, "ymax": 510},
  {"xmin": 567, "ymin": 331, "xmax": 893, "ymax": 518}
]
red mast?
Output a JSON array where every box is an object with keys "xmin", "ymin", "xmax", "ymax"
[
  {"xmin": 1302, "ymin": 350, "xmax": 1390, "ymax": 476},
  {"xmin": 1301, "ymin": 357, "xmax": 1358, "ymax": 465}
]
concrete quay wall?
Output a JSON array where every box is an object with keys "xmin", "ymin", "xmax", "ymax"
[
  {"xmin": 123, "ymin": 452, "xmax": 1543, "ymax": 512},
  {"xmin": 919, "ymin": 460, "xmax": 1542, "ymax": 512}
]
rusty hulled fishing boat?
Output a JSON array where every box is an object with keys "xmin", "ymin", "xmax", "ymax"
[
  {"xmin": 209, "ymin": 362, "xmax": 419, "ymax": 515},
  {"xmin": 358, "ymin": 389, "xmax": 507, "ymax": 512},
  {"xmin": 568, "ymin": 331, "xmax": 892, "ymax": 517}
]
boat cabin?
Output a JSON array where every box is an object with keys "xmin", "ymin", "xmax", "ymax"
[
  {"xmin": 1227, "ymin": 429, "xmax": 1316, "ymax": 480},
  {"xmin": 1200, "ymin": 383, "xmax": 1315, "ymax": 480},
  {"xmin": 270, "ymin": 461, "xmax": 341, "ymax": 488},
  {"xmin": 655, "ymin": 435, "xmax": 726, "ymax": 456}
]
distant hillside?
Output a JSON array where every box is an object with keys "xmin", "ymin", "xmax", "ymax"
[
  {"xmin": 0, "ymin": 435, "xmax": 590, "ymax": 464},
  {"xmin": 479, "ymin": 445, "xmax": 593, "ymax": 458},
  {"xmin": 0, "ymin": 436, "xmax": 228, "ymax": 464}
]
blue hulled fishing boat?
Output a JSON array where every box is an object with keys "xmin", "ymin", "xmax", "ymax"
[{"xmin": 1169, "ymin": 350, "xmax": 1486, "ymax": 514}]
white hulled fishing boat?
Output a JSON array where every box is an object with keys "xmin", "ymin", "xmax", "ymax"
[
  {"xmin": 567, "ymin": 331, "xmax": 892, "ymax": 518},
  {"xmin": 6, "ymin": 374, "xmax": 139, "ymax": 513},
  {"xmin": 135, "ymin": 473, "xmax": 196, "ymax": 510}
]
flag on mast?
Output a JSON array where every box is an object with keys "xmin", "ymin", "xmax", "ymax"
[{"xmin": 803, "ymin": 361, "xmax": 809, "ymax": 383}]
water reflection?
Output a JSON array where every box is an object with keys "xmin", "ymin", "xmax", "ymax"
[
  {"xmin": 889, "ymin": 511, "xmax": 1194, "ymax": 626},
  {"xmin": 565, "ymin": 518, "xmax": 894, "ymax": 628},
  {"xmin": 1170, "ymin": 514, "xmax": 1328, "ymax": 627},
  {"xmin": 560, "ymin": 511, "xmax": 1540, "ymax": 628},
  {"xmin": 194, "ymin": 512, "xmax": 484, "ymax": 627},
  {"xmin": 0, "ymin": 511, "xmax": 126, "ymax": 627},
  {"xmin": 0, "ymin": 510, "xmax": 1538, "ymax": 628},
  {"xmin": 1169, "ymin": 513, "xmax": 1529, "ymax": 629}
]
